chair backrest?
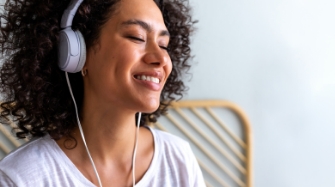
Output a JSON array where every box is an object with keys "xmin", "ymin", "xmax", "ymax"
[
  {"xmin": 0, "ymin": 121, "xmax": 27, "ymax": 158},
  {"xmin": 0, "ymin": 100, "xmax": 253, "ymax": 187},
  {"xmin": 152, "ymin": 100, "xmax": 253, "ymax": 187}
]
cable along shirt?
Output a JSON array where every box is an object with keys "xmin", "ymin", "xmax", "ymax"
[{"xmin": 0, "ymin": 127, "xmax": 206, "ymax": 187}]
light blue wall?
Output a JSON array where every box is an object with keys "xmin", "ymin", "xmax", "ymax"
[{"xmin": 187, "ymin": 0, "xmax": 335, "ymax": 186}]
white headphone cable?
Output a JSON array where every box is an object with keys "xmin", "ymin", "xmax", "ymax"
[
  {"xmin": 65, "ymin": 72, "xmax": 139, "ymax": 187},
  {"xmin": 133, "ymin": 112, "xmax": 141, "ymax": 186},
  {"xmin": 65, "ymin": 72, "xmax": 103, "ymax": 187}
]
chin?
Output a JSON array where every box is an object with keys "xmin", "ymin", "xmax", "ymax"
[{"xmin": 140, "ymin": 98, "xmax": 160, "ymax": 113}]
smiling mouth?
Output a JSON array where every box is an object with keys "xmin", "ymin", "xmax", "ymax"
[{"xmin": 135, "ymin": 75, "xmax": 160, "ymax": 83}]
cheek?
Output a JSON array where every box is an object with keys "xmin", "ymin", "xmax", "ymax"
[
  {"xmin": 168, "ymin": 59, "xmax": 173, "ymax": 74},
  {"xmin": 113, "ymin": 42, "xmax": 142, "ymax": 66},
  {"xmin": 166, "ymin": 59, "xmax": 173, "ymax": 79},
  {"xmin": 99, "ymin": 44, "xmax": 140, "ymax": 75}
]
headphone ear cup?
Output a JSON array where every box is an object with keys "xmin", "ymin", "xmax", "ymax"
[
  {"xmin": 74, "ymin": 30, "xmax": 86, "ymax": 73},
  {"xmin": 58, "ymin": 29, "xmax": 71, "ymax": 71},
  {"xmin": 58, "ymin": 28, "xmax": 86, "ymax": 73}
]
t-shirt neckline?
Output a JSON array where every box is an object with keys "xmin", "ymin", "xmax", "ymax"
[{"xmin": 47, "ymin": 126, "xmax": 160, "ymax": 187}]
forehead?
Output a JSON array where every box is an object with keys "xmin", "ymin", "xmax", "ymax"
[{"xmin": 113, "ymin": 0, "xmax": 166, "ymax": 30}]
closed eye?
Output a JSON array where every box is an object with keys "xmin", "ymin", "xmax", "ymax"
[
  {"xmin": 160, "ymin": 46, "xmax": 168, "ymax": 51},
  {"xmin": 127, "ymin": 36, "xmax": 145, "ymax": 42},
  {"xmin": 127, "ymin": 35, "xmax": 168, "ymax": 50}
]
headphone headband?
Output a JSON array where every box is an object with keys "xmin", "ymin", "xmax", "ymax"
[
  {"xmin": 61, "ymin": 0, "xmax": 84, "ymax": 28},
  {"xmin": 58, "ymin": 0, "xmax": 86, "ymax": 73}
]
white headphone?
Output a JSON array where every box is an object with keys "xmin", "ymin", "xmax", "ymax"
[{"xmin": 58, "ymin": 0, "xmax": 86, "ymax": 73}]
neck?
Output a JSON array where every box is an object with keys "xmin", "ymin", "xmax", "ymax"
[{"xmin": 68, "ymin": 98, "xmax": 141, "ymax": 166}]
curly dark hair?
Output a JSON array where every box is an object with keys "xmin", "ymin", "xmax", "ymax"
[{"xmin": 0, "ymin": 0, "xmax": 196, "ymax": 140}]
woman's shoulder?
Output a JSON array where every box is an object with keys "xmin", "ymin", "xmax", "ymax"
[
  {"xmin": 148, "ymin": 127, "xmax": 194, "ymax": 161},
  {"xmin": 0, "ymin": 135, "xmax": 56, "ymax": 182},
  {"xmin": 140, "ymin": 127, "xmax": 206, "ymax": 187},
  {"xmin": 0, "ymin": 134, "xmax": 94, "ymax": 187},
  {"xmin": 0, "ymin": 135, "xmax": 49, "ymax": 166},
  {"xmin": 150, "ymin": 127, "xmax": 190, "ymax": 149}
]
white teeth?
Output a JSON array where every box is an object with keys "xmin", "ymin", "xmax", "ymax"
[
  {"xmin": 136, "ymin": 75, "xmax": 160, "ymax": 83},
  {"xmin": 152, "ymin": 77, "xmax": 159, "ymax": 83}
]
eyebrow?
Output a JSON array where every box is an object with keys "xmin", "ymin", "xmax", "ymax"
[{"xmin": 121, "ymin": 19, "xmax": 170, "ymax": 37}]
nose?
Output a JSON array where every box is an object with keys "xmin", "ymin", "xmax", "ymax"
[{"xmin": 143, "ymin": 43, "xmax": 170, "ymax": 67}]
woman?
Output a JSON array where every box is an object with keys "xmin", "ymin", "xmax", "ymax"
[{"xmin": 0, "ymin": 0, "xmax": 205, "ymax": 186}]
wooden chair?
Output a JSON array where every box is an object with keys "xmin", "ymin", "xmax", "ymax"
[
  {"xmin": 152, "ymin": 100, "xmax": 253, "ymax": 187},
  {"xmin": 0, "ymin": 100, "xmax": 253, "ymax": 187},
  {"xmin": 0, "ymin": 121, "xmax": 27, "ymax": 158}
]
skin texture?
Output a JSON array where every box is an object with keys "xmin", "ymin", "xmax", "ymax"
[{"xmin": 56, "ymin": 0, "xmax": 171, "ymax": 186}]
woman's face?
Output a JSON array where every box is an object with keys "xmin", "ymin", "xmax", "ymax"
[{"xmin": 84, "ymin": 0, "xmax": 171, "ymax": 113}]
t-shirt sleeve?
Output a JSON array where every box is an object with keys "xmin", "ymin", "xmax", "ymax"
[
  {"xmin": 0, "ymin": 169, "xmax": 16, "ymax": 187},
  {"xmin": 186, "ymin": 144, "xmax": 206, "ymax": 187}
]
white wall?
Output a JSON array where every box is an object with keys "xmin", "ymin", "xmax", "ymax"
[
  {"xmin": 187, "ymin": 0, "xmax": 335, "ymax": 186},
  {"xmin": 0, "ymin": 0, "xmax": 334, "ymax": 186}
]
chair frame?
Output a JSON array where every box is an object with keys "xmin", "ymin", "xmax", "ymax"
[{"xmin": 153, "ymin": 100, "xmax": 253, "ymax": 187}]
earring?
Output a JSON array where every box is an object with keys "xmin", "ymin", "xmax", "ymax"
[{"xmin": 81, "ymin": 68, "xmax": 87, "ymax": 77}]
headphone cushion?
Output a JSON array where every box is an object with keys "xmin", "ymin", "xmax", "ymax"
[
  {"xmin": 58, "ymin": 28, "xmax": 86, "ymax": 73},
  {"xmin": 58, "ymin": 29, "xmax": 71, "ymax": 71},
  {"xmin": 74, "ymin": 30, "xmax": 86, "ymax": 73}
]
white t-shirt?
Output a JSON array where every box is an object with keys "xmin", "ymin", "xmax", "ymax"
[{"xmin": 0, "ymin": 127, "xmax": 206, "ymax": 187}]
